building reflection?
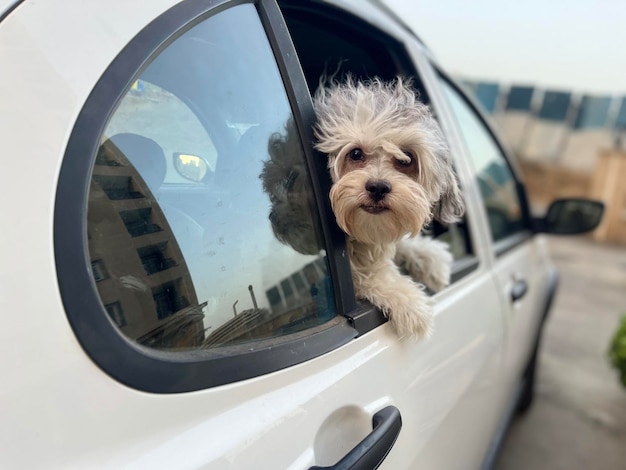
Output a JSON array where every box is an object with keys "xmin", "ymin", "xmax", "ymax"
[
  {"xmin": 88, "ymin": 137, "xmax": 334, "ymax": 350},
  {"xmin": 88, "ymin": 139, "xmax": 206, "ymax": 350}
]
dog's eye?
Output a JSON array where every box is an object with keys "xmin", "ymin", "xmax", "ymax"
[{"xmin": 348, "ymin": 148, "xmax": 364, "ymax": 161}]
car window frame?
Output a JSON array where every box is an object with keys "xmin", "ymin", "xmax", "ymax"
[
  {"xmin": 54, "ymin": 0, "xmax": 359, "ymax": 394},
  {"xmin": 436, "ymin": 71, "xmax": 534, "ymax": 257},
  {"xmin": 279, "ymin": 0, "xmax": 424, "ymax": 96}
]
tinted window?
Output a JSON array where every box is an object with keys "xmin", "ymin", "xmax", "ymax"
[
  {"xmin": 87, "ymin": 5, "xmax": 336, "ymax": 351},
  {"xmin": 538, "ymin": 90, "xmax": 572, "ymax": 122},
  {"xmin": 441, "ymin": 79, "xmax": 525, "ymax": 242},
  {"xmin": 505, "ymin": 86, "xmax": 534, "ymax": 112}
]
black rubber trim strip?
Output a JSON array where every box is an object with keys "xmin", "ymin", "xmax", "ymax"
[
  {"xmin": 493, "ymin": 230, "xmax": 533, "ymax": 257},
  {"xmin": 259, "ymin": 0, "xmax": 357, "ymax": 316},
  {"xmin": 54, "ymin": 0, "xmax": 356, "ymax": 394},
  {"xmin": 347, "ymin": 304, "xmax": 387, "ymax": 337},
  {"xmin": 540, "ymin": 266, "xmax": 559, "ymax": 321},
  {"xmin": 518, "ymin": 266, "xmax": 559, "ymax": 381},
  {"xmin": 0, "ymin": 0, "xmax": 25, "ymax": 23},
  {"xmin": 450, "ymin": 255, "xmax": 479, "ymax": 283}
]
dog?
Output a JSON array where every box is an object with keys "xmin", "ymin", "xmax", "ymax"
[
  {"xmin": 261, "ymin": 77, "xmax": 464, "ymax": 339},
  {"xmin": 313, "ymin": 77, "xmax": 464, "ymax": 338}
]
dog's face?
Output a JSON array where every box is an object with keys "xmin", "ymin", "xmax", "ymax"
[{"xmin": 314, "ymin": 77, "xmax": 464, "ymax": 245}]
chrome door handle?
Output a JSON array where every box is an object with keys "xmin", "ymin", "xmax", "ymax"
[
  {"xmin": 309, "ymin": 406, "xmax": 402, "ymax": 470},
  {"xmin": 511, "ymin": 279, "xmax": 528, "ymax": 302}
]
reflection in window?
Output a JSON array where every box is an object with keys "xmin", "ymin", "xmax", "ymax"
[
  {"xmin": 441, "ymin": 79, "xmax": 525, "ymax": 242},
  {"xmin": 86, "ymin": 5, "xmax": 336, "ymax": 351},
  {"xmin": 105, "ymin": 302, "xmax": 126, "ymax": 328},
  {"xmin": 91, "ymin": 259, "xmax": 109, "ymax": 282}
]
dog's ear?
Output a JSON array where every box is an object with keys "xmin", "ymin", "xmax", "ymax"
[{"xmin": 433, "ymin": 164, "xmax": 465, "ymax": 224}]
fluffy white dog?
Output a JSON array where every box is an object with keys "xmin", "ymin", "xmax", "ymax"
[{"xmin": 313, "ymin": 77, "xmax": 464, "ymax": 338}]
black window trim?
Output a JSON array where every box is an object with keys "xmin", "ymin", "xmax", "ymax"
[
  {"xmin": 54, "ymin": 0, "xmax": 359, "ymax": 394},
  {"xmin": 0, "ymin": 0, "xmax": 25, "ymax": 23},
  {"xmin": 263, "ymin": 0, "xmax": 357, "ymax": 316},
  {"xmin": 436, "ymin": 71, "xmax": 534, "ymax": 257},
  {"xmin": 450, "ymin": 255, "xmax": 479, "ymax": 283}
]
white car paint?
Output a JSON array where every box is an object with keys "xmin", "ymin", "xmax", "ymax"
[{"xmin": 0, "ymin": 0, "xmax": 556, "ymax": 468}]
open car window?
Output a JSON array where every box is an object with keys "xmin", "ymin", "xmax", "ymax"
[{"xmin": 281, "ymin": 0, "xmax": 473, "ymax": 270}]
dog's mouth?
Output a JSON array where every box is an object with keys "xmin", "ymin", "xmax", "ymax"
[{"xmin": 361, "ymin": 204, "xmax": 390, "ymax": 214}]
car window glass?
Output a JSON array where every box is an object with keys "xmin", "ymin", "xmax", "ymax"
[
  {"xmin": 106, "ymin": 80, "xmax": 217, "ymax": 185},
  {"xmin": 87, "ymin": 4, "xmax": 336, "ymax": 351},
  {"xmin": 441, "ymin": 79, "xmax": 525, "ymax": 242}
]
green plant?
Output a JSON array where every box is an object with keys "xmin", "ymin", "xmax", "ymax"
[{"xmin": 608, "ymin": 315, "xmax": 626, "ymax": 387}]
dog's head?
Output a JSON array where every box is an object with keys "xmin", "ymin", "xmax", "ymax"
[{"xmin": 313, "ymin": 77, "xmax": 464, "ymax": 245}]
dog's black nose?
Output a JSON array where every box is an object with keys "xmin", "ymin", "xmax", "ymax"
[{"xmin": 365, "ymin": 179, "xmax": 392, "ymax": 202}]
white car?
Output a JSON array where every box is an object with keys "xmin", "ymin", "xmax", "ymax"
[{"xmin": 0, "ymin": 0, "xmax": 603, "ymax": 469}]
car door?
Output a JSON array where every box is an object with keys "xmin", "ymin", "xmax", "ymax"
[
  {"xmin": 436, "ymin": 75, "xmax": 556, "ymax": 415},
  {"xmin": 2, "ymin": 1, "xmax": 507, "ymax": 468}
]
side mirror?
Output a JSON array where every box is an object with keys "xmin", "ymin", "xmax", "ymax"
[
  {"xmin": 173, "ymin": 152, "xmax": 210, "ymax": 182},
  {"xmin": 535, "ymin": 198, "xmax": 604, "ymax": 235}
]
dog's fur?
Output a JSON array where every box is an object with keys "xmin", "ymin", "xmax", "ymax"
[
  {"xmin": 261, "ymin": 77, "xmax": 464, "ymax": 339},
  {"xmin": 314, "ymin": 77, "xmax": 464, "ymax": 338}
]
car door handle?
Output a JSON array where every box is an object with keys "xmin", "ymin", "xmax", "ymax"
[
  {"xmin": 309, "ymin": 406, "xmax": 402, "ymax": 470},
  {"xmin": 511, "ymin": 279, "xmax": 528, "ymax": 302}
]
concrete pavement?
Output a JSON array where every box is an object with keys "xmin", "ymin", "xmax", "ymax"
[{"xmin": 495, "ymin": 236, "xmax": 626, "ymax": 470}]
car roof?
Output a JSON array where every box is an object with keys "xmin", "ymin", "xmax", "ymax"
[
  {"xmin": 0, "ymin": 0, "xmax": 428, "ymax": 54},
  {"xmin": 363, "ymin": 0, "xmax": 429, "ymax": 46}
]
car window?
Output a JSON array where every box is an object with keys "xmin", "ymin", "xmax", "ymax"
[
  {"xmin": 282, "ymin": 4, "xmax": 472, "ymax": 267},
  {"xmin": 106, "ymin": 80, "xmax": 217, "ymax": 185},
  {"xmin": 87, "ymin": 4, "xmax": 336, "ymax": 351},
  {"xmin": 440, "ymin": 78, "xmax": 526, "ymax": 243}
]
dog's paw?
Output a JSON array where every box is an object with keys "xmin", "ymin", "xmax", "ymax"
[
  {"xmin": 419, "ymin": 244, "xmax": 451, "ymax": 292},
  {"xmin": 379, "ymin": 280, "xmax": 434, "ymax": 340},
  {"xmin": 395, "ymin": 237, "xmax": 453, "ymax": 292},
  {"xmin": 388, "ymin": 302, "xmax": 433, "ymax": 340},
  {"xmin": 357, "ymin": 276, "xmax": 434, "ymax": 340}
]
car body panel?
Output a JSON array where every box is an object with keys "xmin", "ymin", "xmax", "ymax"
[
  {"xmin": 0, "ymin": 0, "xmax": 553, "ymax": 468},
  {"xmin": 493, "ymin": 237, "xmax": 555, "ymax": 391}
]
